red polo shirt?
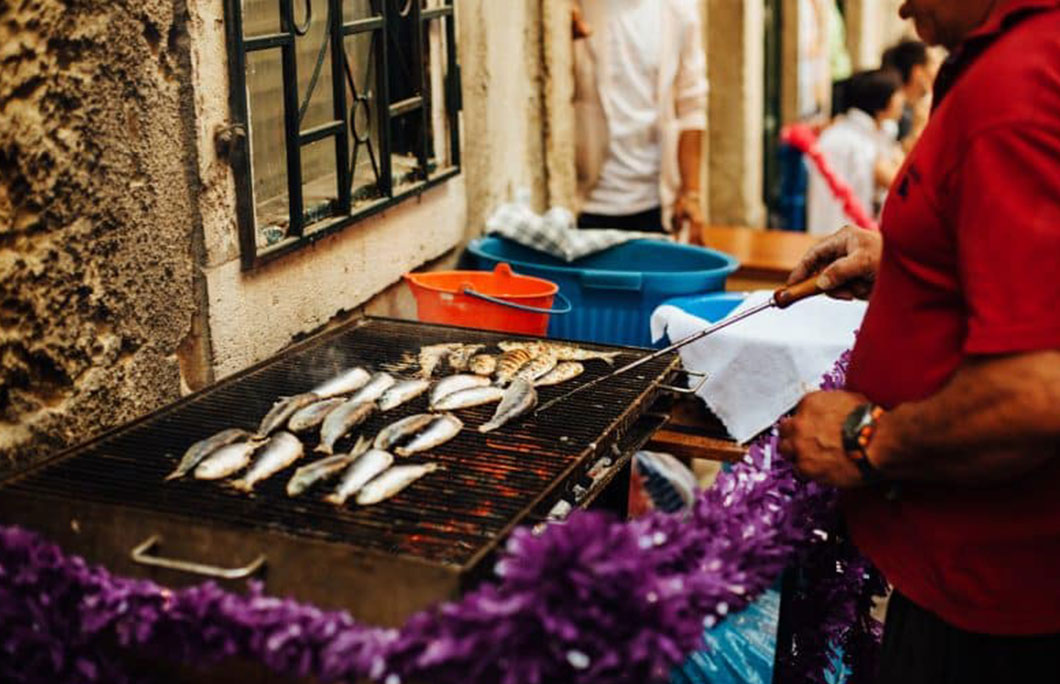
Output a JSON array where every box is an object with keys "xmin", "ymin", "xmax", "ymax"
[{"xmin": 843, "ymin": 0, "xmax": 1060, "ymax": 635}]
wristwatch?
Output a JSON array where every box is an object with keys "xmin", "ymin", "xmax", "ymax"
[{"xmin": 842, "ymin": 403, "xmax": 887, "ymax": 484}]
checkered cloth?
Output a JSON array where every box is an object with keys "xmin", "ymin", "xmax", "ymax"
[{"xmin": 485, "ymin": 202, "xmax": 669, "ymax": 262}]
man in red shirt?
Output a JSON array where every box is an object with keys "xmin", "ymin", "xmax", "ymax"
[{"xmin": 778, "ymin": 0, "xmax": 1060, "ymax": 681}]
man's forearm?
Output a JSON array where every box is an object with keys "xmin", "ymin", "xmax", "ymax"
[
  {"xmin": 871, "ymin": 350, "xmax": 1060, "ymax": 484},
  {"xmin": 677, "ymin": 129, "xmax": 703, "ymax": 193}
]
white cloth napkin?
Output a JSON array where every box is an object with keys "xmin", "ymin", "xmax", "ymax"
[{"xmin": 650, "ymin": 291, "xmax": 867, "ymax": 443}]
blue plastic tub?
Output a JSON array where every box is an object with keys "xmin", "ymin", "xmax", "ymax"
[
  {"xmin": 658, "ymin": 292, "xmax": 747, "ymax": 329},
  {"xmin": 466, "ymin": 237, "xmax": 739, "ymax": 347}
]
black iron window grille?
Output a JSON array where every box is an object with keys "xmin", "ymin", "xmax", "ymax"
[{"xmin": 224, "ymin": 0, "xmax": 461, "ymax": 269}]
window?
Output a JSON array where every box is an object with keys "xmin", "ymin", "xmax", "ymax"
[{"xmin": 224, "ymin": 0, "xmax": 461, "ymax": 269}]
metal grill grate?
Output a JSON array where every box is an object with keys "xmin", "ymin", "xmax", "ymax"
[{"xmin": 5, "ymin": 318, "xmax": 676, "ymax": 566}]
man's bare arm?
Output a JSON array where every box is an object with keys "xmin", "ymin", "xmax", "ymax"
[{"xmin": 871, "ymin": 350, "xmax": 1060, "ymax": 484}]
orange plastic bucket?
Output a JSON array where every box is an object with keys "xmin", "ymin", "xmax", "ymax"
[{"xmin": 404, "ymin": 263, "xmax": 570, "ymax": 335}]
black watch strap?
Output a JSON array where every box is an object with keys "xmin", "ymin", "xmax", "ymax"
[{"xmin": 842, "ymin": 403, "xmax": 887, "ymax": 484}]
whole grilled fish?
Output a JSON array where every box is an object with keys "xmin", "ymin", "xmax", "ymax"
[
  {"xmin": 373, "ymin": 413, "xmax": 436, "ymax": 450},
  {"xmin": 285, "ymin": 437, "xmax": 369, "ymax": 497},
  {"xmin": 317, "ymin": 399, "xmax": 375, "ymax": 454},
  {"xmin": 430, "ymin": 374, "xmax": 491, "ymax": 408},
  {"xmin": 377, "ymin": 378, "xmax": 431, "ymax": 412},
  {"xmin": 515, "ymin": 352, "xmax": 558, "ymax": 382},
  {"xmin": 533, "ymin": 361, "xmax": 585, "ymax": 387},
  {"xmin": 431, "ymin": 385, "xmax": 505, "ymax": 411},
  {"xmin": 194, "ymin": 440, "xmax": 263, "ymax": 480},
  {"xmin": 324, "ymin": 448, "xmax": 395, "ymax": 505},
  {"xmin": 310, "ymin": 367, "xmax": 371, "ymax": 399},
  {"xmin": 286, "ymin": 397, "xmax": 345, "ymax": 433},
  {"xmin": 494, "ymin": 348, "xmax": 534, "ymax": 386},
  {"xmin": 166, "ymin": 428, "xmax": 252, "ymax": 481},
  {"xmin": 395, "ymin": 413, "xmax": 463, "ymax": 456},
  {"xmin": 418, "ymin": 343, "xmax": 463, "ymax": 378},
  {"xmin": 447, "ymin": 344, "xmax": 485, "ymax": 372},
  {"xmin": 356, "ymin": 463, "xmax": 443, "ymax": 506},
  {"xmin": 347, "ymin": 372, "xmax": 396, "ymax": 405},
  {"xmin": 498, "ymin": 341, "xmax": 620, "ymax": 365},
  {"xmin": 231, "ymin": 431, "xmax": 304, "ymax": 492},
  {"xmin": 468, "ymin": 354, "xmax": 497, "ymax": 376},
  {"xmin": 256, "ymin": 392, "xmax": 321, "ymax": 437},
  {"xmin": 479, "ymin": 378, "xmax": 538, "ymax": 433}
]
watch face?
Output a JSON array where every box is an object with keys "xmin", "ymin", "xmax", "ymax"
[{"xmin": 842, "ymin": 406, "xmax": 869, "ymax": 452}]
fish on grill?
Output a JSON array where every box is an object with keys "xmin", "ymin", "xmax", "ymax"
[
  {"xmin": 356, "ymin": 463, "xmax": 443, "ymax": 506},
  {"xmin": 347, "ymin": 372, "xmax": 397, "ymax": 405},
  {"xmin": 498, "ymin": 341, "xmax": 620, "ymax": 365},
  {"xmin": 286, "ymin": 397, "xmax": 345, "ymax": 433},
  {"xmin": 447, "ymin": 344, "xmax": 485, "ymax": 372},
  {"xmin": 515, "ymin": 352, "xmax": 558, "ymax": 382},
  {"xmin": 533, "ymin": 361, "xmax": 585, "ymax": 387},
  {"xmin": 494, "ymin": 348, "xmax": 534, "ymax": 386},
  {"xmin": 377, "ymin": 378, "xmax": 431, "ymax": 412},
  {"xmin": 468, "ymin": 354, "xmax": 497, "ymax": 377},
  {"xmin": 231, "ymin": 431, "xmax": 304, "ymax": 492},
  {"xmin": 324, "ymin": 448, "xmax": 395, "ymax": 505},
  {"xmin": 310, "ymin": 367, "xmax": 371, "ymax": 399},
  {"xmin": 479, "ymin": 378, "xmax": 538, "ymax": 433},
  {"xmin": 394, "ymin": 413, "xmax": 463, "ymax": 456},
  {"xmin": 256, "ymin": 393, "xmax": 321, "ymax": 438},
  {"xmin": 431, "ymin": 385, "xmax": 505, "ymax": 411},
  {"xmin": 166, "ymin": 428, "xmax": 252, "ymax": 481},
  {"xmin": 417, "ymin": 343, "xmax": 464, "ymax": 378},
  {"xmin": 317, "ymin": 399, "xmax": 375, "ymax": 454},
  {"xmin": 194, "ymin": 440, "xmax": 264, "ymax": 480},
  {"xmin": 286, "ymin": 437, "xmax": 369, "ymax": 497},
  {"xmin": 429, "ymin": 374, "xmax": 491, "ymax": 408},
  {"xmin": 373, "ymin": 413, "xmax": 437, "ymax": 451}
]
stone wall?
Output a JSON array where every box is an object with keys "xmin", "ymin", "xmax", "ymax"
[{"xmin": 0, "ymin": 0, "xmax": 204, "ymax": 470}]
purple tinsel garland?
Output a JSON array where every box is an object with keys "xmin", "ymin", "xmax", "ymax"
[{"xmin": 0, "ymin": 352, "xmax": 884, "ymax": 683}]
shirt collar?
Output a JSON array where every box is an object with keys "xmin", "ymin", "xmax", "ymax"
[{"xmin": 844, "ymin": 108, "xmax": 879, "ymax": 133}]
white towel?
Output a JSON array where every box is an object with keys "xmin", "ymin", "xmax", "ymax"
[{"xmin": 650, "ymin": 291, "xmax": 867, "ymax": 443}]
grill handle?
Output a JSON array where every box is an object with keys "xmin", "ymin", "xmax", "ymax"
[
  {"xmin": 657, "ymin": 369, "xmax": 708, "ymax": 395},
  {"xmin": 130, "ymin": 535, "xmax": 266, "ymax": 580}
]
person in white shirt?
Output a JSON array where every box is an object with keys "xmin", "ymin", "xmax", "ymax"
[
  {"xmin": 571, "ymin": 0, "xmax": 708, "ymax": 243},
  {"xmin": 807, "ymin": 69, "xmax": 905, "ymax": 235}
]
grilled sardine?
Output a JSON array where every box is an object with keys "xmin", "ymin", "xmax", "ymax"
[
  {"xmin": 166, "ymin": 428, "xmax": 252, "ymax": 481},
  {"xmin": 515, "ymin": 352, "xmax": 558, "ymax": 382},
  {"xmin": 231, "ymin": 431, "xmax": 304, "ymax": 492},
  {"xmin": 285, "ymin": 437, "xmax": 369, "ymax": 497},
  {"xmin": 356, "ymin": 463, "xmax": 443, "ymax": 506},
  {"xmin": 324, "ymin": 448, "xmax": 395, "ymax": 505},
  {"xmin": 431, "ymin": 385, "xmax": 505, "ymax": 411},
  {"xmin": 494, "ymin": 348, "xmax": 534, "ymax": 386},
  {"xmin": 430, "ymin": 374, "xmax": 491, "ymax": 408},
  {"xmin": 317, "ymin": 399, "xmax": 375, "ymax": 454},
  {"xmin": 418, "ymin": 343, "xmax": 463, "ymax": 378},
  {"xmin": 498, "ymin": 341, "xmax": 620, "ymax": 365},
  {"xmin": 395, "ymin": 413, "xmax": 463, "ymax": 456},
  {"xmin": 447, "ymin": 344, "xmax": 485, "ymax": 372},
  {"xmin": 347, "ymin": 372, "xmax": 396, "ymax": 405},
  {"xmin": 373, "ymin": 413, "xmax": 436, "ymax": 450},
  {"xmin": 479, "ymin": 378, "xmax": 537, "ymax": 433},
  {"xmin": 256, "ymin": 393, "xmax": 321, "ymax": 437},
  {"xmin": 533, "ymin": 361, "xmax": 585, "ymax": 387},
  {"xmin": 311, "ymin": 367, "xmax": 371, "ymax": 399},
  {"xmin": 377, "ymin": 378, "xmax": 431, "ymax": 412},
  {"xmin": 287, "ymin": 397, "xmax": 345, "ymax": 433},
  {"xmin": 468, "ymin": 354, "xmax": 497, "ymax": 377},
  {"xmin": 194, "ymin": 440, "xmax": 263, "ymax": 480}
]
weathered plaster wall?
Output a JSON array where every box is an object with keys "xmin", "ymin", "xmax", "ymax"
[{"xmin": 0, "ymin": 0, "xmax": 203, "ymax": 469}]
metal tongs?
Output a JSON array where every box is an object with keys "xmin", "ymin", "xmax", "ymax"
[{"xmin": 534, "ymin": 275, "xmax": 825, "ymax": 415}]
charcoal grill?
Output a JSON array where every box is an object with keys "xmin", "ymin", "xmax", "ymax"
[{"xmin": 0, "ymin": 318, "xmax": 679, "ymax": 627}]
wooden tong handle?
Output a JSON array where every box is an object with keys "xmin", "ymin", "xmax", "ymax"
[{"xmin": 773, "ymin": 275, "xmax": 824, "ymax": 309}]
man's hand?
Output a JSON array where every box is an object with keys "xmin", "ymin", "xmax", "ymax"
[
  {"xmin": 673, "ymin": 190, "xmax": 706, "ymax": 244},
  {"xmin": 788, "ymin": 226, "xmax": 883, "ymax": 300},
  {"xmin": 778, "ymin": 390, "xmax": 871, "ymax": 488}
]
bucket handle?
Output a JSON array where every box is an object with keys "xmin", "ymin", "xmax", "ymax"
[{"xmin": 461, "ymin": 287, "xmax": 572, "ymax": 315}]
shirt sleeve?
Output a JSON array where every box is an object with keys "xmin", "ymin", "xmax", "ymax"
[
  {"xmin": 953, "ymin": 123, "xmax": 1060, "ymax": 354},
  {"xmin": 673, "ymin": 0, "xmax": 707, "ymax": 131}
]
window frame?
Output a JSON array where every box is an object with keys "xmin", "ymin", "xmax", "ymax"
[{"xmin": 223, "ymin": 0, "xmax": 462, "ymax": 270}]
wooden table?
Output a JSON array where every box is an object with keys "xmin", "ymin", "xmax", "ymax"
[
  {"xmin": 648, "ymin": 226, "xmax": 820, "ymax": 466},
  {"xmin": 702, "ymin": 225, "xmax": 821, "ymax": 290}
]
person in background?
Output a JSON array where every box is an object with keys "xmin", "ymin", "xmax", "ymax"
[
  {"xmin": 571, "ymin": 0, "xmax": 708, "ymax": 244},
  {"xmin": 780, "ymin": 0, "xmax": 1060, "ymax": 681},
  {"xmin": 806, "ymin": 69, "xmax": 905, "ymax": 235},
  {"xmin": 881, "ymin": 38, "xmax": 935, "ymax": 150}
]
